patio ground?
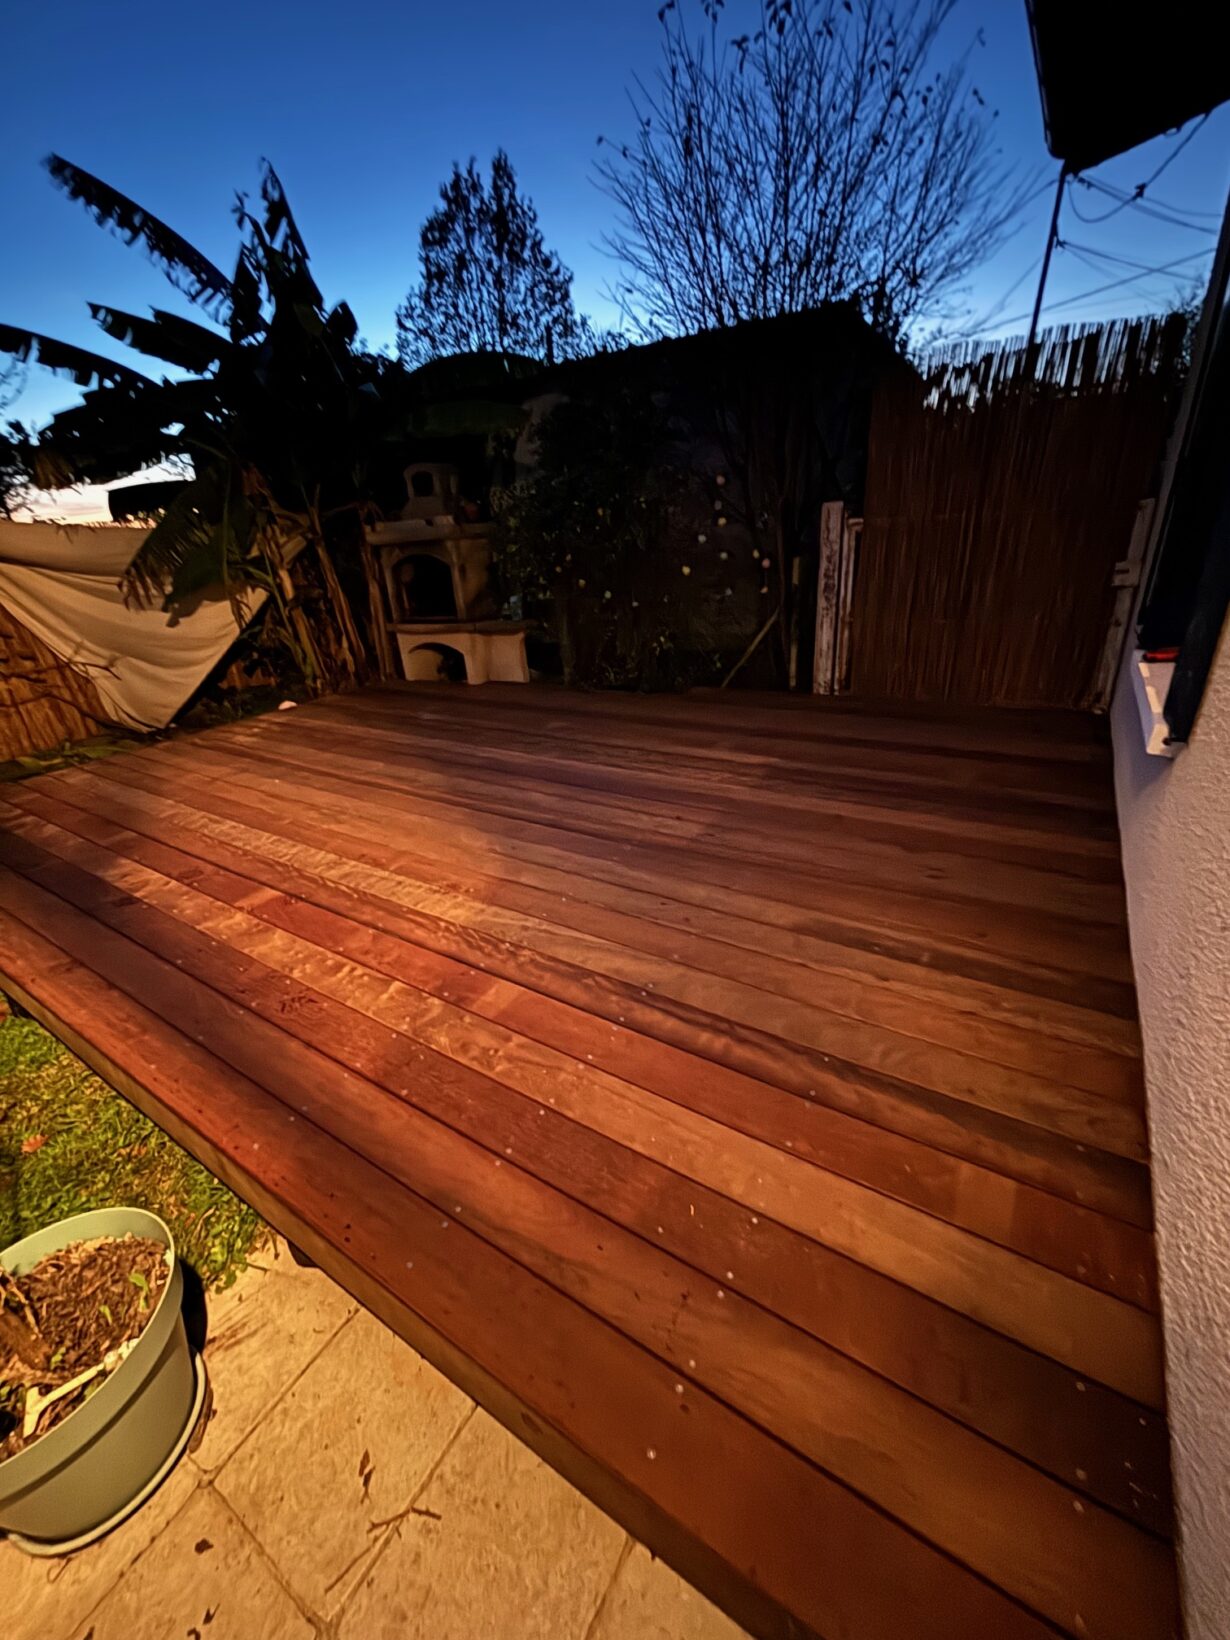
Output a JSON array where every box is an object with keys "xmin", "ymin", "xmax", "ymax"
[{"xmin": 4, "ymin": 1237, "xmax": 744, "ymax": 1640}]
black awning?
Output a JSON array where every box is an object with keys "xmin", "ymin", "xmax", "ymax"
[{"xmin": 1026, "ymin": 0, "xmax": 1230, "ymax": 172}]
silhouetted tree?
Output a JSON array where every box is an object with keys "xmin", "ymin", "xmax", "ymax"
[
  {"xmin": 397, "ymin": 151, "xmax": 590, "ymax": 366},
  {"xmin": 598, "ymin": 0, "xmax": 1028, "ymax": 344}
]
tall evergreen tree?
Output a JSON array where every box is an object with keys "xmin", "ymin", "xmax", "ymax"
[{"xmin": 396, "ymin": 151, "xmax": 589, "ymax": 367}]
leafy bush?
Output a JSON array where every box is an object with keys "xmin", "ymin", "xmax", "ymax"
[{"xmin": 494, "ymin": 391, "xmax": 749, "ymax": 689}]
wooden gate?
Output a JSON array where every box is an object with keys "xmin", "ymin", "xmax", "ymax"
[{"xmin": 847, "ymin": 318, "xmax": 1185, "ymax": 709}]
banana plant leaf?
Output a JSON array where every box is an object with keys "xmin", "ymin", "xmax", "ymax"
[
  {"xmin": 324, "ymin": 302, "xmax": 358, "ymax": 348},
  {"xmin": 258, "ymin": 164, "xmax": 312, "ymax": 269},
  {"xmin": 0, "ymin": 325, "xmax": 152, "ymax": 390},
  {"xmin": 108, "ymin": 478, "xmax": 189, "ymax": 521},
  {"xmin": 88, "ymin": 305, "xmax": 229, "ymax": 374},
  {"xmin": 38, "ymin": 378, "xmax": 216, "ymax": 486},
  {"xmin": 9, "ymin": 152, "xmax": 428, "ymax": 645},
  {"xmin": 46, "ymin": 155, "xmax": 233, "ymax": 323},
  {"xmin": 121, "ymin": 469, "xmax": 255, "ymax": 609},
  {"xmin": 235, "ymin": 165, "xmax": 325, "ymax": 316},
  {"xmin": 228, "ymin": 246, "xmax": 264, "ymax": 343}
]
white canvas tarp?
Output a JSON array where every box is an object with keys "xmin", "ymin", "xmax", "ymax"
[{"xmin": 0, "ymin": 519, "xmax": 263, "ymax": 731}]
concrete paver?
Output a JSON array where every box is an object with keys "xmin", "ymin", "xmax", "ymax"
[
  {"xmin": 3, "ymin": 1241, "xmax": 751, "ymax": 1640},
  {"xmin": 589, "ymin": 1542, "xmax": 752, "ymax": 1640},
  {"xmin": 78, "ymin": 1487, "xmax": 313, "ymax": 1640},
  {"xmin": 338, "ymin": 1409, "xmax": 626, "ymax": 1640},
  {"xmin": 216, "ymin": 1305, "xmax": 471, "ymax": 1615}
]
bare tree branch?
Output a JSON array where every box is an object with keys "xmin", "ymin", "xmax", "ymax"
[{"xmin": 597, "ymin": 0, "xmax": 1031, "ymax": 345}]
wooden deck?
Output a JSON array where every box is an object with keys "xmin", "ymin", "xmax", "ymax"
[{"xmin": 0, "ymin": 685, "xmax": 1176, "ymax": 1640}]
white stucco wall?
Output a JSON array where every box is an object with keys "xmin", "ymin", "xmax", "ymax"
[{"xmin": 1112, "ymin": 625, "xmax": 1230, "ymax": 1638}]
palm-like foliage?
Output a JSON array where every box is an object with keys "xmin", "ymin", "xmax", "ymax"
[
  {"xmin": 45, "ymin": 155, "xmax": 235, "ymax": 321},
  {"xmin": 0, "ymin": 156, "xmax": 403, "ymax": 683},
  {"xmin": 0, "ymin": 326, "xmax": 153, "ymax": 391}
]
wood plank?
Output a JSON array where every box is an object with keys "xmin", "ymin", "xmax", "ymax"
[
  {"xmin": 314, "ymin": 682, "xmax": 1115, "ymax": 790},
  {"xmin": 0, "ymin": 867, "xmax": 1178, "ymax": 1638},
  {"xmin": 70, "ymin": 743, "xmax": 1140, "ymax": 1055},
  {"xmin": 65, "ymin": 757, "xmax": 1157, "ymax": 1226},
  {"xmin": 813, "ymin": 500, "xmax": 843, "ymax": 693},
  {"xmin": 214, "ymin": 705, "xmax": 1128, "ymax": 885},
  {"xmin": 0, "ymin": 810, "xmax": 1169, "ymax": 1530},
  {"xmin": 0, "ymin": 909, "xmax": 1070, "ymax": 1640},
  {"xmin": 339, "ymin": 682, "xmax": 1113, "ymax": 764},
  {"xmin": 7, "ymin": 774, "xmax": 1159, "ymax": 1309},
  {"xmin": 0, "ymin": 817, "xmax": 1165, "ymax": 1407},
  {"xmin": 328, "ymin": 688, "xmax": 1118, "ymax": 809},
  {"xmin": 141, "ymin": 700, "xmax": 1128, "ymax": 887},
  {"xmin": 83, "ymin": 750, "xmax": 1145, "ymax": 1156},
  {"xmin": 211, "ymin": 709, "xmax": 1130, "ymax": 916},
  {"xmin": 0, "ymin": 684, "xmax": 1175, "ymax": 1640},
  {"xmin": 116, "ymin": 733, "xmax": 1144, "ymax": 1021},
  {"xmin": 159, "ymin": 721, "xmax": 1140, "ymax": 986},
  {"xmin": 86, "ymin": 742, "xmax": 1140, "ymax": 1095}
]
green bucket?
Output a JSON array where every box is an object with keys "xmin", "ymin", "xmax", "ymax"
[{"xmin": 0, "ymin": 1207, "xmax": 201, "ymax": 1551}]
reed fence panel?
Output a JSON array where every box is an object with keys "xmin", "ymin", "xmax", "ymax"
[{"xmin": 851, "ymin": 317, "xmax": 1184, "ymax": 707}]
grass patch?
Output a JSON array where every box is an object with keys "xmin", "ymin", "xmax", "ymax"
[
  {"xmin": 0, "ymin": 1009, "xmax": 267, "ymax": 1290},
  {"xmin": 0, "ymin": 731, "xmax": 139, "ymax": 784}
]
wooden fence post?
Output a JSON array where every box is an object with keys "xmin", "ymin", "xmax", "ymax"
[
  {"xmin": 813, "ymin": 502, "xmax": 845, "ymax": 694},
  {"xmin": 835, "ymin": 515, "xmax": 862, "ymax": 694},
  {"xmin": 1088, "ymin": 498, "xmax": 1154, "ymax": 711}
]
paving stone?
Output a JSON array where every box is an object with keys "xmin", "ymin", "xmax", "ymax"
[
  {"xmin": 195, "ymin": 1240, "xmax": 284, "ymax": 1337},
  {"xmin": 338, "ymin": 1410, "xmax": 626, "ymax": 1640},
  {"xmin": 215, "ymin": 1306, "xmax": 471, "ymax": 1617},
  {"xmin": 1, "ymin": 1454, "xmax": 201, "ymax": 1640},
  {"xmin": 193, "ymin": 1245, "xmax": 355, "ymax": 1473},
  {"xmin": 71, "ymin": 1486, "xmax": 312, "ymax": 1640},
  {"xmin": 589, "ymin": 1543, "xmax": 751, "ymax": 1640}
]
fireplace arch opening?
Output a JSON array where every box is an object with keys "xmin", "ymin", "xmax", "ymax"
[
  {"xmin": 401, "ymin": 641, "xmax": 468, "ymax": 683},
  {"xmin": 393, "ymin": 553, "xmax": 458, "ymax": 620}
]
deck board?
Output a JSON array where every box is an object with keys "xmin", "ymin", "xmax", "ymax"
[{"xmin": 0, "ymin": 684, "xmax": 1177, "ymax": 1640}]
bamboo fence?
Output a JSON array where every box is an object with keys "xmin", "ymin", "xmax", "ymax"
[
  {"xmin": 0, "ymin": 602, "xmax": 112, "ymax": 762},
  {"xmin": 851, "ymin": 316, "xmax": 1186, "ymax": 708}
]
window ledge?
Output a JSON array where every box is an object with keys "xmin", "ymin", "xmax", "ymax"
[{"xmin": 1130, "ymin": 651, "xmax": 1180, "ymax": 759}]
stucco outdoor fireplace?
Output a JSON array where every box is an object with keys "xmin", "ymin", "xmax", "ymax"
[{"xmin": 366, "ymin": 462, "xmax": 530, "ymax": 685}]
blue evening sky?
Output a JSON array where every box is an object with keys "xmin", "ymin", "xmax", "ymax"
[{"xmin": 2, "ymin": 0, "xmax": 1228, "ymax": 503}]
